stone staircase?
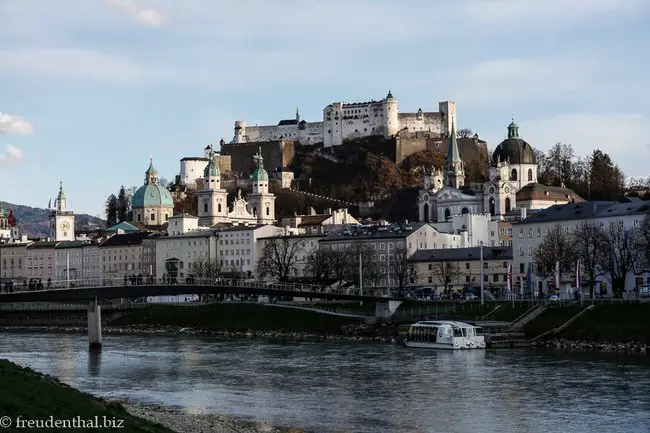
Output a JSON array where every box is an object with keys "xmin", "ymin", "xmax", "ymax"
[
  {"xmin": 484, "ymin": 332, "xmax": 529, "ymax": 348},
  {"xmin": 507, "ymin": 302, "xmax": 548, "ymax": 332}
]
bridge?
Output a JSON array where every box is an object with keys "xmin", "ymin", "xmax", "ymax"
[{"xmin": 0, "ymin": 278, "xmax": 397, "ymax": 303}]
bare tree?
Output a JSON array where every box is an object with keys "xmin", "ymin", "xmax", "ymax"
[
  {"xmin": 532, "ymin": 224, "xmax": 578, "ymax": 288},
  {"xmin": 457, "ymin": 128, "xmax": 473, "ymax": 138},
  {"xmin": 573, "ymin": 221, "xmax": 607, "ymax": 298},
  {"xmin": 190, "ymin": 257, "xmax": 222, "ymax": 280},
  {"xmin": 306, "ymin": 249, "xmax": 335, "ymax": 283},
  {"xmin": 638, "ymin": 213, "xmax": 650, "ymax": 272},
  {"xmin": 257, "ymin": 236, "xmax": 304, "ymax": 282},
  {"xmin": 430, "ymin": 261, "xmax": 460, "ymax": 293},
  {"xmin": 596, "ymin": 220, "xmax": 642, "ymax": 297},
  {"xmin": 387, "ymin": 245, "xmax": 417, "ymax": 289},
  {"xmin": 345, "ymin": 242, "xmax": 380, "ymax": 288}
]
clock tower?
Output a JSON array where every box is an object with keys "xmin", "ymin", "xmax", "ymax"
[{"xmin": 51, "ymin": 181, "xmax": 75, "ymax": 242}]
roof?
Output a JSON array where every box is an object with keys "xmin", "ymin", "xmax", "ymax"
[
  {"xmin": 171, "ymin": 212, "xmax": 198, "ymax": 219},
  {"xmin": 203, "ymin": 151, "xmax": 220, "ymax": 178},
  {"xmin": 26, "ymin": 241, "xmax": 58, "ymax": 249},
  {"xmin": 492, "ymin": 121, "xmax": 536, "ymax": 165},
  {"xmin": 251, "ymin": 148, "xmax": 269, "ymax": 182},
  {"xmin": 410, "ymin": 246, "xmax": 513, "ymax": 263},
  {"xmin": 258, "ymin": 233, "xmax": 326, "ymax": 241},
  {"xmin": 54, "ymin": 240, "xmax": 90, "ymax": 249},
  {"xmin": 320, "ymin": 222, "xmax": 426, "ymax": 242},
  {"xmin": 517, "ymin": 200, "xmax": 649, "ymax": 225},
  {"xmin": 105, "ymin": 221, "xmax": 143, "ymax": 232},
  {"xmin": 278, "ymin": 119, "xmax": 298, "ymax": 126},
  {"xmin": 297, "ymin": 215, "xmax": 331, "ymax": 226},
  {"xmin": 159, "ymin": 230, "xmax": 217, "ymax": 240},
  {"xmin": 212, "ymin": 223, "xmax": 268, "ymax": 232},
  {"xmin": 132, "ymin": 183, "xmax": 174, "ymax": 208},
  {"xmin": 99, "ymin": 232, "xmax": 153, "ymax": 247},
  {"xmin": 516, "ymin": 183, "xmax": 583, "ymax": 202},
  {"xmin": 180, "ymin": 157, "xmax": 209, "ymax": 162}
]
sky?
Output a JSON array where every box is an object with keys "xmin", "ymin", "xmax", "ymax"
[{"xmin": 1, "ymin": 0, "xmax": 649, "ymax": 217}]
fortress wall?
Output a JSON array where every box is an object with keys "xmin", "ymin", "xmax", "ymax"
[{"xmin": 221, "ymin": 141, "xmax": 296, "ymax": 174}]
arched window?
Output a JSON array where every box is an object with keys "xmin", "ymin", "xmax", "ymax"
[
  {"xmin": 511, "ymin": 169, "xmax": 518, "ymax": 181},
  {"xmin": 461, "ymin": 207, "xmax": 469, "ymax": 215},
  {"xmin": 203, "ymin": 203, "xmax": 208, "ymax": 213},
  {"xmin": 253, "ymin": 207, "xmax": 257, "ymax": 216},
  {"xmin": 137, "ymin": 213, "xmax": 141, "ymax": 222},
  {"xmin": 505, "ymin": 197, "xmax": 511, "ymax": 213},
  {"xmin": 528, "ymin": 168, "xmax": 533, "ymax": 182},
  {"xmin": 423, "ymin": 203, "xmax": 430, "ymax": 222},
  {"xmin": 444, "ymin": 208, "xmax": 451, "ymax": 220},
  {"xmin": 266, "ymin": 206, "xmax": 270, "ymax": 216},
  {"xmin": 217, "ymin": 203, "xmax": 222, "ymax": 213},
  {"xmin": 489, "ymin": 198, "xmax": 495, "ymax": 216}
]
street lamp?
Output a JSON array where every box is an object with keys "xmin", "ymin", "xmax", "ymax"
[{"xmin": 480, "ymin": 241, "xmax": 485, "ymax": 305}]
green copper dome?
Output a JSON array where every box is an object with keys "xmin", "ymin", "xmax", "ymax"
[
  {"xmin": 132, "ymin": 159, "xmax": 174, "ymax": 208},
  {"xmin": 251, "ymin": 147, "xmax": 268, "ymax": 181}
]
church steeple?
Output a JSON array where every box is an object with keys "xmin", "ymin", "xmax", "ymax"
[
  {"xmin": 145, "ymin": 158, "xmax": 159, "ymax": 185},
  {"xmin": 507, "ymin": 118, "xmax": 519, "ymax": 138},
  {"xmin": 444, "ymin": 123, "xmax": 465, "ymax": 189},
  {"xmin": 56, "ymin": 181, "xmax": 67, "ymax": 211},
  {"xmin": 295, "ymin": 106, "xmax": 300, "ymax": 122}
]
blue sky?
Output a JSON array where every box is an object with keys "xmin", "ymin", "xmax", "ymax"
[{"xmin": 1, "ymin": 0, "xmax": 649, "ymax": 217}]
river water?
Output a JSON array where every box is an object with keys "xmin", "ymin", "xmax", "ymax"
[{"xmin": 0, "ymin": 333, "xmax": 649, "ymax": 433}]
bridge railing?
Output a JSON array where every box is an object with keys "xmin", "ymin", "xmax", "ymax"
[{"xmin": 0, "ymin": 277, "xmax": 394, "ymax": 299}]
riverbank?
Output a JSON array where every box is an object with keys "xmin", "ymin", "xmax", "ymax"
[
  {"xmin": 0, "ymin": 358, "xmax": 309, "ymax": 433},
  {"xmin": 530, "ymin": 338, "xmax": 648, "ymax": 354},
  {"xmin": 0, "ymin": 323, "xmax": 398, "ymax": 344}
]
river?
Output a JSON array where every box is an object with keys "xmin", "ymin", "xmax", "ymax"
[{"xmin": 0, "ymin": 332, "xmax": 649, "ymax": 433}]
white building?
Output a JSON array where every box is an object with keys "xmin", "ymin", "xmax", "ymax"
[
  {"xmin": 280, "ymin": 208, "xmax": 360, "ymax": 234},
  {"xmin": 25, "ymin": 241, "xmax": 57, "ymax": 283},
  {"xmin": 99, "ymin": 232, "xmax": 153, "ymax": 283},
  {"xmin": 418, "ymin": 121, "xmax": 581, "ymax": 223},
  {"xmin": 48, "ymin": 181, "xmax": 75, "ymax": 242},
  {"xmin": 215, "ymin": 224, "xmax": 284, "ymax": 278},
  {"xmin": 230, "ymin": 92, "xmax": 457, "ymax": 148},
  {"xmin": 54, "ymin": 241, "xmax": 85, "ymax": 284},
  {"xmin": 82, "ymin": 243, "xmax": 101, "ymax": 286},
  {"xmin": 430, "ymin": 213, "xmax": 494, "ymax": 248},
  {"xmin": 513, "ymin": 200, "xmax": 650, "ymax": 295},
  {"xmin": 155, "ymin": 230, "xmax": 218, "ymax": 283}
]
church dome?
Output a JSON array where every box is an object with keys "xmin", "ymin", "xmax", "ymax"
[
  {"xmin": 204, "ymin": 152, "xmax": 220, "ymax": 178},
  {"xmin": 491, "ymin": 120, "xmax": 537, "ymax": 165},
  {"xmin": 251, "ymin": 147, "xmax": 269, "ymax": 181},
  {"xmin": 131, "ymin": 160, "xmax": 174, "ymax": 209}
]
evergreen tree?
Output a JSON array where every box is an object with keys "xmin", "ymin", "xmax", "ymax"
[
  {"xmin": 588, "ymin": 150, "xmax": 625, "ymax": 201},
  {"xmin": 105, "ymin": 194, "xmax": 118, "ymax": 227},
  {"xmin": 117, "ymin": 185, "xmax": 130, "ymax": 222}
]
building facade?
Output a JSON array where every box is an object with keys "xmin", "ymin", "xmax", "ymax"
[
  {"xmin": 257, "ymin": 233, "xmax": 325, "ymax": 278},
  {"xmin": 0, "ymin": 242, "xmax": 28, "ymax": 281},
  {"xmin": 230, "ymin": 92, "xmax": 457, "ymax": 148},
  {"xmin": 215, "ymin": 224, "xmax": 284, "ymax": 278},
  {"xmin": 25, "ymin": 241, "xmax": 57, "ymax": 283},
  {"xmin": 99, "ymin": 232, "xmax": 153, "ymax": 283},
  {"xmin": 280, "ymin": 208, "xmax": 360, "ymax": 234},
  {"xmin": 155, "ymin": 230, "xmax": 218, "ymax": 282},
  {"xmin": 49, "ymin": 182, "xmax": 75, "ymax": 242}
]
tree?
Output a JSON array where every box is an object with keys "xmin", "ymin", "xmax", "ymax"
[
  {"xmin": 257, "ymin": 235, "xmax": 304, "ymax": 282},
  {"xmin": 535, "ymin": 149, "xmax": 551, "ymax": 184},
  {"xmin": 430, "ymin": 261, "xmax": 460, "ymax": 293},
  {"xmin": 457, "ymin": 128, "xmax": 473, "ymax": 138},
  {"xmin": 105, "ymin": 194, "xmax": 118, "ymax": 227},
  {"xmin": 573, "ymin": 221, "xmax": 607, "ymax": 298},
  {"xmin": 638, "ymin": 213, "xmax": 650, "ymax": 272},
  {"xmin": 532, "ymin": 224, "xmax": 578, "ymax": 288},
  {"xmin": 117, "ymin": 185, "xmax": 130, "ymax": 223},
  {"xmin": 345, "ymin": 242, "xmax": 380, "ymax": 288},
  {"xmin": 387, "ymin": 245, "xmax": 417, "ymax": 289},
  {"xmin": 588, "ymin": 149, "xmax": 625, "ymax": 201},
  {"xmin": 190, "ymin": 257, "xmax": 222, "ymax": 279},
  {"xmin": 329, "ymin": 248, "xmax": 351, "ymax": 287},
  {"xmin": 596, "ymin": 220, "xmax": 641, "ymax": 297},
  {"xmin": 306, "ymin": 249, "xmax": 335, "ymax": 283}
]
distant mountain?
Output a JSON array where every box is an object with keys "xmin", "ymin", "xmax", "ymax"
[{"xmin": 0, "ymin": 201, "xmax": 105, "ymax": 239}]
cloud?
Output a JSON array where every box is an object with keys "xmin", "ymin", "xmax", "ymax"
[
  {"xmin": 0, "ymin": 144, "xmax": 25, "ymax": 165},
  {"xmin": 104, "ymin": 0, "xmax": 165, "ymax": 27},
  {"xmin": 0, "ymin": 113, "xmax": 33, "ymax": 135},
  {"xmin": 519, "ymin": 113, "xmax": 649, "ymax": 177}
]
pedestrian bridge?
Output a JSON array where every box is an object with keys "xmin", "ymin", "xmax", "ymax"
[{"xmin": 0, "ymin": 278, "xmax": 397, "ymax": 303}]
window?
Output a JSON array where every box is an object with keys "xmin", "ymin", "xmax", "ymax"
[
  {"xmin": 528, "ymin": 228, "xmax": 533, "ymax": 238},
  {"xmin": 465, "ymin": 276, "xmax": 470, "ymax": 283},
  {"xmin": 465, "ymin": 263, "xmax": 470, "ymax": 269},
  {"xmin": 428, "ymin": 276, "xmax": 433, "ymax": 283},
  {"xmin": 503, "ymin": 261, "xmax": 507, "ymax": 268},
  {"xmin": 507, "ymin": 227, "xmax": 513, "ymax": 235},
  {"xmin": 150, "ymin": 213, "xmax": 156, "ymax": 222},
  {"xmin": 483, "ymin": 275, "xmax": 488, "ymax": 282},
  {"xmin": 218, "ymin": 203, "xmax": 222, "ymax": 213},
  {"xmin": 519, "ymin": 229, "xmax": 524, "ymax": 238},
  {"xmin": 528, "ymin": 168, "xmax": 533, "ymax": 181},
  {"xmin": 505, "ymin": 197, "xmax": 511, "ymax": 213},
  {"xmin": 511, "ymin": 169, "xmax": 518, "ymax": 181},
  {"xmin": 536, "ymin": 227, "xmax": 542, "ymax": 237},
  {"xmin": 499, "ymin": 227, "xmax": 505, "ymax": 235},
  {"xmin": 519, "ymin": 263, "xmax": 525, "ymax": 273},
  {"xmin": 519, "ymin": 246, "xmax": 524, "ymax": 256},
  {"xmin": 493, "ymin": 274, "xmax": 499, "ymax": 282},
  {"xmin": 528, "ymin": 246, "xmax": 533, "ymax": 256},
  {"xmin": 266, "ymin": 206, "xmax": 270, "ymax": 216}
]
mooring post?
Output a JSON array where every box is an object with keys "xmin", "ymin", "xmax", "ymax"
[{"xmin": 87, "ymin": 296, "xmax": 102, "ymax": 352}]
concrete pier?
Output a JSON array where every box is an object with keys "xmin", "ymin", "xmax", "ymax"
[
  {"xmin": 87, "ymin": 301, "xmax": 102, "ymax": 352},
  {"xmin": 375, "ymin": 300, "xmax": 402, "ymax": 320}
]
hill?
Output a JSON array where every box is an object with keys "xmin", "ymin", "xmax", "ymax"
[{"xmin": 0, "ymin": 201, "xmax": 105, "ymax": 239}]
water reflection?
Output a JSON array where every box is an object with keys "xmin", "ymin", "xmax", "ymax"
[{"xmin": 0, "ymin": 334, "xmax": 649, "ymax": 433}]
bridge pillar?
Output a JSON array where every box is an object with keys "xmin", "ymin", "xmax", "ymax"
[
  {"xmin": 375, "ymin": 300, "xmax": 402, "ymax": 320},
  {"xmin": 87, "ymin": 300, "xmax": 102, "ymax": 352}
]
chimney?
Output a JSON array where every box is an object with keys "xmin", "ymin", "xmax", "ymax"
[
  {"xmin": 325, "ymin": 207, "xmax": 332, "ymax": 215},
  {"xmin": 520, "ymin": 207, "xmax": 527, "ymax": 220}
]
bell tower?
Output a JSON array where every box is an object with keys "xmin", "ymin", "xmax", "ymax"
[
  {"xmin": 246, "ymin": 147, "xmax": 276, "ymax": 224},
  {"xmin": 444, "ymin": 124, "xmax": 465, "ymax": 189},
  {"xmin": 197, "ymin": 149, "xmax": 228, "ymax": 226}
]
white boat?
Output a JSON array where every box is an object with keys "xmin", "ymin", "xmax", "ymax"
[{"xmin": 404, "ymin": 320, "xmax": 486, "ymax": 350}]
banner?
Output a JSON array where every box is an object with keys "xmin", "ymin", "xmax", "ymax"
[
  {"xmin": 576, "ymin": 259, "xmax": 581, "ymax": 289},
  {"xmin": 555, "ymin": 261, "xmax": 560, "ymax": 291},
  {"xmin": 507, "ymin": 264, "xmax": 512, "ymax": 292}
]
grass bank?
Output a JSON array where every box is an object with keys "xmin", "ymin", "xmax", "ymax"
[
  {"xmin": 395, "ymin": 300, "xmax": 531, "ymax": 322},
  {"xmin": 525, "ymin": 303, "xmax": 650, "ymax": 344},
  {"xmin": 108, "ymin": 303, "xmax": 363, "ymax": 333},
  {"xmin": 0, "ymin": 359, "xmax": 173, "ymax": 433}
]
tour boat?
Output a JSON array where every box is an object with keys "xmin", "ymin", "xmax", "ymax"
[{"xmin": 404, "ymin": 321, "xmax": 486, "ymax": 350}]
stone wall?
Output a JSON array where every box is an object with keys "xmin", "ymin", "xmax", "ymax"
[
  {"xmin": 221, "ymin": 140, "xmax": 296, "ymax": 174},
  {"xmin": 395, "ymin": 133, "xmax": 488, "ymax": 165}
]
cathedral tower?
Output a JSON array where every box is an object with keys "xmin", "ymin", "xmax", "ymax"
[
  {"xmin": 382, "ymin": 90, "xmax": 399, "ymax": 137},
  {"xmin": 197, "ymin": 149, "xmax": 228, "ymax": 226},
  {"xmin": 444, "ymin": 125, "xmax": 465, "ymax": 189},
  {"xmin": 246, "ymin": 147, "xmax": 276, "ymax": 224}
]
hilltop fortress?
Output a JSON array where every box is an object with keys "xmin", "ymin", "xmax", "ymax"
[{"xmin": 230, "ymin": 91, "xmax": 457, "ymax": 148}]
